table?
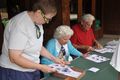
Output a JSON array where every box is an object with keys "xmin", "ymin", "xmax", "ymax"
[{"xmin": 44, "ymin": 52, "xmax": 118, "ymax": 80}]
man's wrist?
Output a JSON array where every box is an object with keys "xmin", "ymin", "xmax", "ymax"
[{"xmin": 50, "ymin": 56, "xmax": 56, "ymax": 62}]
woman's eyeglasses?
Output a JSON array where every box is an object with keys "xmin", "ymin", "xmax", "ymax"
[
  {"xmin": 35, "ymin": 24, "xmax": 41, "ymax": 39},
  {"xmin": 40, "ymin": 10, "xmax": 50, "ymax": 24}
]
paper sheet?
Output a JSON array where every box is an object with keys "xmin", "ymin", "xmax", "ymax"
[
  {"xmin": 86, "ymin": 54, "xmax": 110, "ymax": 63},
  {"xmin": 88, "ymin": 67, "xmax": 100, "ymax": 72},
  {"xmin": 49, "ymin": 64, "xmax": 81, "ymax": 78},
  {"xmin": 94, "ymin": 40, "xmax": 118, "ymax": 54}
]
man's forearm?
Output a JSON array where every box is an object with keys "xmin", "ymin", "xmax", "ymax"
[
  {"xmin": 40, "ymin": 46, "xmax": 56, "ymax": 62},
  {"xmin": 73, "ymin": 44, "xmax": 87, "ymax": 50},
  {"xmin": 9, "ymin": 49, "xmax": 43, "ymax": 70}
]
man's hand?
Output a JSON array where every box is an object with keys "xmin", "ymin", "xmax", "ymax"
[
  {"xmin": 94, "ymin": 39, "xmax": 103, "ymax": 49},
  {"xmin": 40, "ymin": 65, "xmax": 56, "ymax": 73},
  {"xmin": 95, "ymin": 43, "xmax": 103, "ymax": 49},
  {"xmin": 83, "ymin": 52, "xmax": 90, "ymax": 58},
  {"xmin": 84, "ymin": 46, "xmax": 94, "ymax": 52}
]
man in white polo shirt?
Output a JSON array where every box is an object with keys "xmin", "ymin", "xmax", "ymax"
[{"xmin": 0, "ymin": 0, "xmax": 65, "ymax": 80}]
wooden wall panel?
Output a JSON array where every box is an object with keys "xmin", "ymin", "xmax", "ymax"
[
  {"xmin": 103, "ymin": 0, "xmax": 120, "ymax": 35},
  {"xmin": 77, "ymin": 0, "xmax": 82, "ymax": 22},
  {"xmin": 61, "ymin": 0, "xmax": 70, "ymax": 25}
]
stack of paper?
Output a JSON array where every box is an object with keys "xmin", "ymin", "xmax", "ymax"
[
  {"xmin": 94, "ymin": 40, "xmax": 119, "ymax": 53},
  {"xmin": 94, "ymin": 48, "xmax": 114, "ymax": 53}
]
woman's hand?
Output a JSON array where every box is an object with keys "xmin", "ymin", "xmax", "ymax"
[{"xmin": 53, "ymin": 58, "xmax": 70, "ymax": 66}]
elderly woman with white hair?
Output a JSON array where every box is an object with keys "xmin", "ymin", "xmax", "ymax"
[
  {"xmin": 70, "ymin": 14, "xmax": 103, "ymax": 54},
  {"xmin": 41, "ymin": 25, "xmax": 83, "ymax": 65}
]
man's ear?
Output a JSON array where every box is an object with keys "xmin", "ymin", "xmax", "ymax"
[{"xmin": 36, "ymin": 10, "xmax": 41, "ymax": 14}]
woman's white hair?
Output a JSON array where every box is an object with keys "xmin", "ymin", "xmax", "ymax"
[{"xmin": 54, "ymin": 25, "xmax": 73, "ymax": 39}]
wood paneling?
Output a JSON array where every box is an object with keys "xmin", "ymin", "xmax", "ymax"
[
  {"xmin": 77, "ymin": 0, "xmax": 82, "ymax": 22},
  {"xmin": 103, "ymin": 0, "xmax": 120, "ymax": 35}
]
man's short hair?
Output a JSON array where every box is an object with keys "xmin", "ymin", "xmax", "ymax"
[
  {"xmin": 28, "ymin": 0, "xmax": 57, "ymax": 14},
  {"xmin": 81, "ymin": 14, "xmax": 95, "ymax": 25}
]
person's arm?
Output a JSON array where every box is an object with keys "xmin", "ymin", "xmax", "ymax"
[
  {"xmin": 70, "ymin": 32, "xmax": 94, "ymax": 52},
  {"xmin": 9, "ymin": 49, "xmax": 56, "ymax": 73},
  {"xmin": 68, "ymin": 41, "xmax": 83, "ymax": 57},
  {"xmin": 94, "ymin": 39, "xmax": 103, "ymax": 49},
  {"xmin": 40, "ymin": 46, "xmax": 65, "ymax": 65},
  {"xmin": 73, "ymin": 44, "xmax": 94, "ymax": 52}
]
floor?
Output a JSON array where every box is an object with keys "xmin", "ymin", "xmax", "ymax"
[{"xmin": 98, "ymin": 34, "xmax": 120, "ymax": 45}]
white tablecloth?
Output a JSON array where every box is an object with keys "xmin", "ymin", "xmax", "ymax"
[{"xmin": 110, "ymin": 39, "xmax": 120, "ymax": 72}]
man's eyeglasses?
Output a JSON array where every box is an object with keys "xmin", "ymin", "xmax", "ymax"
[
  {"xmin": 83, "ymin": 20, "xmax": 93, "ymax": 27},
  {"xmin": 35, "ymin": 24, "xmax": 41, "ymax": 39},
  {"xmin": 40, "ymin": 10, "xmax": 50, "ymax": 24}
]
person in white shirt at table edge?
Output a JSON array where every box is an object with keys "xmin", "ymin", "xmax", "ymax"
[{"xmin": 0, "ymin": 0, "xmax": 67, "ymax": 80}]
